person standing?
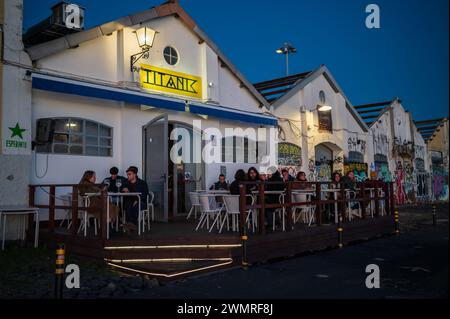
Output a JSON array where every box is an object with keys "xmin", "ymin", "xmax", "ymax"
[{"xmin": 122, "ymin": 166, "xmax": 149, "ymax": 232}]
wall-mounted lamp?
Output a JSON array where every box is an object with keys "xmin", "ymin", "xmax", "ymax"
[
  {"xmin": 318, "ymin": 105, "xmax": 332, "ymax": 112},
  {"xmin": 130, "ymin": 27, "xmax": 157, "ymax": 72}
]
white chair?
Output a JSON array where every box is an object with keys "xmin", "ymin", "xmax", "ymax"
[
  {"xmin": 220, "ymin": 195, "xmax": 256, "ymax": 233},
  {"xmin": 272, "ymin": 194, "xmax": 286, "ymax": 231},
  {"xmin": 79, "ymin": 194, "xmax": 116, "ymax": 237},
  {"xmin": 346, "ymin": 190, "xmax": 362, "ymax": 221},
  {"xmin": 195, "ymin": 194, "xmax": 223, "ymax": 232},
  {"xmin": 59, "ymin": 193, "xmax": 92, "ymax": 236},
  {"xmin": 378, "ymin": 188, "xmax": 386, "ymax": 216},
  {"xmin": 59, "ymin": 194, "xmax": 74, "ymax": 229},
  {"xmin": 187, "ymin": 192, "xmax": 202, "ymax": 220},
  {"xmin": 246, "ymin": 195, "xmax": 257, "ymax": 233},
  {"xmin": 141, "ymin": 192, "xmax": 154, "ymax": 231},
  {"xmin": 292, "ymin": 192, "xmax": 315, "ymax": 226},
  {"xmin": 79, "ymin": 196, "xmax": 99, "ymax": 237}
]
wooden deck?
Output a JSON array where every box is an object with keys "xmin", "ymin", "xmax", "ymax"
[
  {"xmin": 32, "ymin": 181, "xmax": 397, "ymax": 280},
  {"xmin": 38, "ymin": 216, "xmax": 395, "ymax": 280}
]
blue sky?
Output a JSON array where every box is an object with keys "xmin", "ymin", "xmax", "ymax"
[{"xmin": 23, "ymin": 0, "xmax": 449, "ymax": 120}]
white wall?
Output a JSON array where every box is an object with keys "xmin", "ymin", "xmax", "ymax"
[{"xmin": 272, "ymin": 72, "xmax": 371, "ymax": 176}]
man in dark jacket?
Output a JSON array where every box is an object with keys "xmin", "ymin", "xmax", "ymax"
[
  {"xmin": 103, "ymin": 167, "xmax": 127, "ymax": 193},
  {"xmin": 209, "ymin": 174, "xmax": 229, "ymax": 191},
  {"xmin": 122, "ymin": 166, "xmax": 149, "ymax": 231}
]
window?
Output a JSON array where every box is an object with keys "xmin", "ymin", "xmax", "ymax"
[
  {"xmin": 278, "ymin": 142, "xmax": 302, "ymax": 166},
  {"xmin": 318, "ymin": 109, "xmax": 332, "ymax": 131},
  {"xmin": 347, "ymin": 151, "xmax": 364, "ymax": 163},
  {"xmin": 221, "ymin": 136, "xmax": 258, "ymax": 164},
  {"xmin": 374, "ymin": 153, "xmax": 388, "ymax": 163},
  {"xmin": 36, "ymin": 118, "xmax": 113, "ymax": 157},
  {"xmin": 163, "ymin": 46, "xmax": 179, "ymax": 65}
]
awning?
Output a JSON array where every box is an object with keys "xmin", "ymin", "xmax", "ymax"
[{"xmin": 31, "ymin": 73, "xmax": 277, "ymax": 126}]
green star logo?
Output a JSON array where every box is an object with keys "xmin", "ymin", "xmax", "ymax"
[{"xmin": 9, "ymin": 122, "xmax": 26, "ymax": 140}]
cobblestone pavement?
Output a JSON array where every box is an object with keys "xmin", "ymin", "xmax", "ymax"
[{"xmin": 0, "ymin": 203, "xmax": 447, "ymax": 299}]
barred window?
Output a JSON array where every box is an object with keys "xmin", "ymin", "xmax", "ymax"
[{"xmin": 36, "ymin": 118, "xmax": 113, "ymax": 157}]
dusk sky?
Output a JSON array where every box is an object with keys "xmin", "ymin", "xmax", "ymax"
[{"xmin": 23, "ymin": 0, "xmax": 449, "ymax": 120}]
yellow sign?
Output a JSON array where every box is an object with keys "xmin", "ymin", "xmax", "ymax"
[{"xmin": 140, "ymin": 64, "xmax": 202, "ymax": 99}]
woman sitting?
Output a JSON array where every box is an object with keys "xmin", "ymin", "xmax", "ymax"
[
  {"xmin": 78, "ymin": 170, "xmax": 119, "ymax": 230},
  {"xmin": 292, "ymin": 171, "xmax": 311, "ymax": 190},
  {"xmin": 229, "ymin": 169, "xmax": 248, "ymax": 195},
  {"xmin": 246, "ymin": 167, "xmax": 260, "ymax": 193}
]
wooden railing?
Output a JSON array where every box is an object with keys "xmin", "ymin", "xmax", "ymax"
[
  {"xmin": 238, "ymin": 181, "xmax": 395, "ymax": 235},
  {"xmin": 29, "ymin": 184, "xmax": 109, "ymax": 240}
]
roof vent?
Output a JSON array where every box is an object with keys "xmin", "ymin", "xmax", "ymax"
[{"xmin": 23, "ymin": 1, "xmax": 85, "ymax": 47}]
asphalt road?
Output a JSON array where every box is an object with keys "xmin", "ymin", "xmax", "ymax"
[{"xmin": 129, "ymin": 218, "xmax": 448, "ymax": 299}]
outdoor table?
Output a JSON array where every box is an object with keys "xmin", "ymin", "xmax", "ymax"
[
  {"xmin": 84, "ymin": 192, "xmax": 142, "ymax": 239},
  {"xmin": 0, "ymin": 206, "xmax": 39, "ymax": 251}
]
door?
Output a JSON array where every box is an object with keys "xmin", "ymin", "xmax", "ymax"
[
  {"xmin": 143, "ymin": 114, "xmax": 169, "ymax": 222},
  {"xmin": 171, "ymin": 123, "xmax": 203, "ymax": 217}
]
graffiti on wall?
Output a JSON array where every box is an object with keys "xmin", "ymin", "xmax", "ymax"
[
  {"xmin": 333, "ymin": 156, "xmax": 344, "ymax": 174},
  {"xmin": 373, "ymin": 133, "xmax": 389, "ymax": 156},
  {"xmin": 414, "ymin": 144, "xmax": 425, "ymax": 160},
  {"xmin": 374, "ymin": 162, "xmax": 392, "ymax": 182},
  {"xmin": 395, "ymin": 160, "xmax": 415, "ymax": 205},
  {"xmin": 308, "ymin": 158, "xmax": 332, "ymax": 181},
  {"xmin": 348, "ymin": 137, "xmax": 366, "ymax": 155},
  {"xmin": 278, "ymin": 143, "xmax": 302, "ymax": 167},
  {"xmin": 344, "ymin": 162, "xmax": 368, "ymax": 182},
  {"xmin": 432, "ymin": 167, "xmax": 449, "ymax": 201}
]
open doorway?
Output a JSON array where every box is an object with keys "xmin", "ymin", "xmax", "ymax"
[{"xmin": 143, "ymin": 116, "xmax": 204, "ymax": 222}]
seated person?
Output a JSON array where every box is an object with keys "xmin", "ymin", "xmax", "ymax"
[
  {"xmin": 246, "ymin": 167, "xmax": 260, "ymax": 193},
  {"xmin": 209, "ymin": 174, "xmax": 229, "ymax": 191},
  {"xmin": 292, "ymin": 171, "xmax": 311, "ymax": 190},
  {"xmin": 229, "ymin": 169, "xmax": 247, "ymax": 195},
  {"xmin": 103, "ymin": 166, "xmax": 127, "ymax": 193},
  {"xmin": 342, "ymin": 171, "xmax": 359, "ymax": 210},
  {"xmin": 122, "ymin": 166, "xmax": 149, "ymax": 232},
  {"xmin": 78, "ymin": 170, "xmax": 119, "ymax": 225},
  {"xmin": 281, "ymin": 168, "xmax": 295, "ymax": 182}
]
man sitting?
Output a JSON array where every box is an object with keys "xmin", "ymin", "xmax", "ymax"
[
  {"xmin": 103, "ymin": 166, "xmax": 127, "ymax": 193},
  {"xmin": 122, "ymin": 166, "xmax": 149, "ymax": 233},
  {"xmin": 209, "ymin": 174, "xmax": 229, "ymax": 191}
]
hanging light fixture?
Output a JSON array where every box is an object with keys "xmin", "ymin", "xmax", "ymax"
[
  {"xmin": 130, "ymin": 27, "xmax": 157, "ymax": 72},
  {"xmin": 318, "ymin": 105, "xmax": 332, "ymax": 112}
]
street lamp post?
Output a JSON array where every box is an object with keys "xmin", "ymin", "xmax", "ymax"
[{"xmin": 276, "ymin": 43, "xmax": 297, "ymax": 76}]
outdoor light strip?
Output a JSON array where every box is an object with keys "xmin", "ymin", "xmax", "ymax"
[
  {"xmin": 103, "ymin": 244, "xmax": 242, "ymax": 250},
  {"xmin": 106, "ymin": 260, "xmax": 234, "ymax": 278},
  {"xmin": 104, "ymin": 258, "xmax": 233, "ymax": 263}
]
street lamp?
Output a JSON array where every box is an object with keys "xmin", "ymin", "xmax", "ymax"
[
  {"xmin": 130, "ymin": 27, "xmax": 157, "ymax": 72},
  {"xmin": 276, "ymin": 43, "xmax": 297, "ymax": 76}
]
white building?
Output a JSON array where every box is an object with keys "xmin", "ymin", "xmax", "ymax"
[
  {"xmin": 1, "ymin": 0, "xmax": 277, "ymax": 226},
  {"xmin": 255, "ymin": 65, "xmax": 373, "ymax": 182},
  {"xmin": 355, "ymin": 98, "xmax": 431, "ymax": 204}
]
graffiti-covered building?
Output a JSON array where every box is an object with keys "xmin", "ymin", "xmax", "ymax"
[
  {"xmin": 355, "ymin": 98, "xmax": 431, "ymax": 204},
  {"xmin": 416, "ymin": 118, "xmax": 449, "ymax": 202},
  {"xmin": 255, "ymin": 65, "xmax": 373, "ymax": 181}
]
